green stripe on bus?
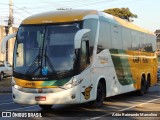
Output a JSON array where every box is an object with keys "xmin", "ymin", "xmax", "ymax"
[
  {"xmin": 41, "ymin": 77, "xmax": 71, "ymax": 86},
  {"xmin": 110, "ymin": 49, "xmax": 135, "ymax": 85}
]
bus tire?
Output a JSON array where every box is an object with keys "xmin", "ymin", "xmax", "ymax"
[
  {"xmin": 39, "ymin": 105, "xmax": 53, "ymax": 109},
  {"xmin": 89, "ymin": 82, "xmax": 105, "ymax": 108},
  {"xmin": 137, "ymin": 76, "xmax": 146, "ymax": 96},
  {"xmin": 145, "ymin": 76, "xmax": 150, "ymax": 94}
]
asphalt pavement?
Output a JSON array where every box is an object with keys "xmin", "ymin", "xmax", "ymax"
[{"xmin": 0, "ymin": 82, "xmax": 160, "ymax": 120}]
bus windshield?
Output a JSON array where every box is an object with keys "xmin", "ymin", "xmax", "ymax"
[{"xmin": 14, "ymin": 23, "xmax": 80, "ymax": 80}]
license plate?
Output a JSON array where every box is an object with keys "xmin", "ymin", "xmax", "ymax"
[{"xmin": 35, "ymin": 96, "xmax": 46, "ymax": 101}]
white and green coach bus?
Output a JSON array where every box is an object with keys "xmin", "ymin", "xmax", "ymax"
[{"xmin": 1, "ymin": 10, "xmax": 157, "ymax": 109}]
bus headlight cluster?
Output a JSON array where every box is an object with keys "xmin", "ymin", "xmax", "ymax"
[
  {"xmin": 11, "ymin": 82, "xmax": 22, "ymax": 90},
  {"xmin": 63, "ymin": 78, "xmax": 83, "ymax": 89},
  {"xmin": 14, "ymin": 85, "xmax": 22, "ymax": 90}
]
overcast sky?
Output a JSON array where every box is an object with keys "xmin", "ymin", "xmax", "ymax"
[{"xmin": 0, "ymin": 0, "xmax": 159, "ymax": 32}]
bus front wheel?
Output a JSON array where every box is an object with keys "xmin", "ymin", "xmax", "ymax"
[
  {"xmin": 89, "ymin": 82, "xmax": 105, "ymax": 108},
  {"xmin": 39, "ymin": 105, "xmax": 53, "ymax": 109}
]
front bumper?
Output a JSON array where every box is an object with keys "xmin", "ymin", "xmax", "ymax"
[{"xmin": 12, "ymin": 86, "xmax": 80, "ymax": 105}]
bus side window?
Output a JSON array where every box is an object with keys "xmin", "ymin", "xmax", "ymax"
[{"xmin": 80, "ymin": 40, "xmax": 90, "ymax": 72}]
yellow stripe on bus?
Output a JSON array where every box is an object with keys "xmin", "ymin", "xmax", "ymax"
[{"xmin": 14, "ymin": 78, "xmax": 58, "ymax": 88}]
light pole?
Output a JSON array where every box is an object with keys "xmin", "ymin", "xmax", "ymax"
[
  {"xmin": 4, "ymin": 26, "xmax": 9, "ymax": 62},
  {"xmin": 5, "ymin": 0, "xmax": 13, "ymax": 62}
]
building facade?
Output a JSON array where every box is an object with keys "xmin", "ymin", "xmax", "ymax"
[
  {"xmin": 155, "ymin": 30, "xmax": 160, "ymax": 50},
  {"xmin": 155, "ymin": 30, "xmax": 160, "ymax": 62}
]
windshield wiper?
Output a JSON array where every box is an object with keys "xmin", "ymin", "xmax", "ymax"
[
  {"xmin": 44, "ymin": 46, "xmax": 57, "ymax": 74},
  {"xmin": 25, "ymin": 48, "xmax": 42, "ymax": 76}
]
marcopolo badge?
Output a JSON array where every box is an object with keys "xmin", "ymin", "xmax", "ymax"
[{"xmin": 42, "ymin": 67, "xmax": 48, "ymax": 75}]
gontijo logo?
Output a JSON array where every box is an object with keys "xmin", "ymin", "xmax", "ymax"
[{"xmin": 82, "ymin": 86, "xmax": 92, "ymax": 100}]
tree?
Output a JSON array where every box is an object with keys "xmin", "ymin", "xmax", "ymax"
[{"xmin": 103, "ymin": 8, "xmax": 137, "ymax": 22}]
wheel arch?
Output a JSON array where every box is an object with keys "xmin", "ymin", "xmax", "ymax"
[
  {"xmin": 142, "ymin": 73, "xmax": 146, "ymax": 81},
  {"xmin": 94, "ymin": 76, "xmax": 107, "ymax": 98}
]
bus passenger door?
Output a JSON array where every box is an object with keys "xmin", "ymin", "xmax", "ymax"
[{"xmin": 79, "ymin": 40, "xmax": 92, "ymax": 103}]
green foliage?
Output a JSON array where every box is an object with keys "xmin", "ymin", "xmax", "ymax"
[{"xmin": 103, "ymin": 8, "xmax": 137, "ymax": 22}]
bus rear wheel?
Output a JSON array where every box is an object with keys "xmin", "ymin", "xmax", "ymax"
[
  {"xmin": 39, "ymin": 105, "xmax": 53, "ymax": 109},
  {"xmin": 145, "ymin": 76, "xmax": 150, "ymax": 94},
  {"xmin": 89, "ymin": 82, "xmax": 105, "ymax": 108},
  {"xmin": 137, "ymin": 76, "xmax": 146, "ymax": 96}
]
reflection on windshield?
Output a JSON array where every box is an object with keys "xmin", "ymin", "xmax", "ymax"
[
  {"xmin": 14, "ymin": 23, "xmax": 80, "ymax": 79},
  {"xmin": 15, "ymin": 26, "xmax": 45, "ymax": 75},
  {"xmin": 46, "ymin": 25, "xmax": 78, "ymax": 72}
]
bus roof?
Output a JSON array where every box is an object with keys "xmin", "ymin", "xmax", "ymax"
[
  {"xmin": 21, "ymin": 10, "xmax": 98, "ymax": 25},
  {"xmin": 99, "ymin": 12, "xmax": 155, "ymax": 35},
  {"xmin": 113, "ymin": 16, "xmax": 155, "ymax": 35},
  {"xmin": 21, "ymin": 9, "xmax": 154, "ymax": 35}
]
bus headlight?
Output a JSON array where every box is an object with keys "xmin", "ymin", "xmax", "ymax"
[
  {"xmin": 64, "ymin": 84, "xmax": 72, "ymax": 89},
  {"xmin": 12, "ymin": 83, "xmax": 22, "ymax": 90},
  {"xmin": 11, "ymin": 82, "xmax": 22, "ymax": 90},
  {"xmin": 63, "ymin": 78, "xmax": 83, "ymax": 89}
]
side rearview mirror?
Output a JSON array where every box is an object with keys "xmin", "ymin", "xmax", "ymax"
[
  {"xmin": 74, "ymin": 29, "xmax": 90, "ymax": 49},
  {"xmin": 1, "ymin": 33, "xmax": 16, "ymax": 54}
]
